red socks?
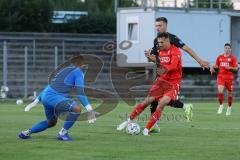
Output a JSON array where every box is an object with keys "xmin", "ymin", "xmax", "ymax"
[
  {"xmin": 218, "ymin": 92, "xmax": 232, "ymax": 107},
  {"xmin": 130, "ymin": 104, "xmax": 144, "ymax": 120},
  {"xmin": 146, "ymin": 110, "xmax": 161, "ymax": 130},
  {"xmin": 218, "ymin": 93, "xmax": 223, "ymax": 105},
  {"xmin": 228, "ymin": 96, "xmax": 232, "ymax": 107}
]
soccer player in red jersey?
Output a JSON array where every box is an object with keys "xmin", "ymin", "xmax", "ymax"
[
  {"xmin": 117, "ymin": 33, "xmax": 183, "ymax": 135},
  {"xmin": 210, "ymin": 43, "xmax": 238, "ymax": 116}
]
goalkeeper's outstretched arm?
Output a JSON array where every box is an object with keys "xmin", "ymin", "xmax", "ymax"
[
  {"xmin": 75, "ymin": 70, "xmax": 98, "ymax": 123},
  {"xmin": 24, "ymin": 97, "xmax": 40, "ymax": 112}
]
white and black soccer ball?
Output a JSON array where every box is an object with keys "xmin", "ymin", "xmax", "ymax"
[
  {"xmin": 16, "ymin": 99, "xmax": 23, "ymax": 105},
  {"xmin": 126, "ymin": 123, "xmax": 140, "ymax": 135}
]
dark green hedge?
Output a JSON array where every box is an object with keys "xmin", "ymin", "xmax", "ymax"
[{"xmin": 0, "ymin": 0, "xmax": 116, "ymax": 33}]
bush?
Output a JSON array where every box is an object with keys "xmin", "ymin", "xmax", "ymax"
[
  {"xmin": 0, "ymin": 0, "xmax": 53, "ymax": 32},
  {"xmin": 0, "ymin": 0, "xmax": 116, "ymax": 33},
  {"xmin": 52, "ymin": 13, "xmax": 116, "ymax": 33}
]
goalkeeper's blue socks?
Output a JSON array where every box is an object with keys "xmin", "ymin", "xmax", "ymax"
[
  {"xmin": 62, "ymin": 112, "xmax": 79, "ymax": 130},
  {"xmin": 19, "ymin": 120, "xmax": 52, "ymax": 139},
  {"xmin": 29, "ymin": 112, "xmax": 79, "ymax": 133},
  {"xmin": 57, "ymin": 112, "xmax": 79, "ymax": 141},
  {"xmin": 63, "ymin": 113, "xmax": 78, "ymax": 129},
  {"xmin": 29, "ymin": 120, "xmax": 51, "ymax": 133}
]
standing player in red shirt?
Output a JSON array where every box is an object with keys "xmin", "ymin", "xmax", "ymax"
[
  {"xmin": 117, "ymin": 33, "xmax": 183, "ymax": 135},
  {"xmin": 210, "ymin": 43, "xmax": 238, "ymax": 116}
]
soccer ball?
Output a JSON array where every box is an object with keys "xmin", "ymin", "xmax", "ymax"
[
  {"xmin": 126, "ymin": 123, "xmax": 140, "ymax": 135},
  {"xmin": 16, "ymin": 99, "xmax": 23, "ymax": 105}
]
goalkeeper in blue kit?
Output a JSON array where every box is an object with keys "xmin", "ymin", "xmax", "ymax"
[{"xmin": 18, "ymin": 56, "xmax": 97, "ymax": 141}]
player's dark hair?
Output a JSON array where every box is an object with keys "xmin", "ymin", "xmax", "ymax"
[
  {"xmin": 48, "ymin": 55, "xmax": 84, "ymax": 83},
  {"xmin": 157, "ymin": 32, "xmax": 169, "ymax": 39},
  {"xmin": 71, "ymin": 55, "xmax": 84, "ymax": 67},
  {"xmin": 224, "ymin": 43, "xmax": 231, "ymax": 47},
  {"xmin": 156, "ymin": 17, "xmax": 168, "ymax": 24}
]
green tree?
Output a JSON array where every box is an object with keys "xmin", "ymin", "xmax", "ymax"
[
  {"xmin": 53, "ymin": 12, "xmax": 116, "ymax": 33},
  {"xmin": 49, "ymin": 0, "xmax": 114, "ymax": 13},
  {"xmin": 119, "ymin": 0, "xmax": 140, "ymax": 7},
  {"xmin": 49, "ymin": 0, "xmax": 116, "ymax": 33},
  {"xmin": 18, "ymin": 0, "xmax": 53, "ymax": 32},
  {"xmin": 0, "ymin": 0, "xmax": 117, "ymax": 33},
  {"xmin": 0, "ymin": 0, "xmax": 53, "ymax": 32},
  {"xmin": 50, "ymin": 0, "xmax": 86, "ymax": 11},
  {"xmin": 0, "ymin": 0, "xmax": 23, "ymax": 31}
]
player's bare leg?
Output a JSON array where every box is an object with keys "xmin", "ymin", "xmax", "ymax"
[
  {"xmin": 142, "ymin": 96, "xmax": 171, "ymax": 136},
  {"xmin": 217, "ymin": 85, "xmax": 224, "ymax": 114},
  {"xmin": 226, "ymin": 90, "xmax": 232, "ymax": 116},
  {"xmin": 117, "ymin": 96, "xmax": 155, "ymax": 131}
]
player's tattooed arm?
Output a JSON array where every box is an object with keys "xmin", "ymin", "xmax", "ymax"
[
  {"xmin": 144, "ymin": 48, "xmax": 156, "ymax": 62},
  {"xmin": 156, "ymin": 66, "xmax": 166, "ymax": 76},
  {"xmin": 148, "ymin": 55, "xmax": 156, "ymax": 62}
]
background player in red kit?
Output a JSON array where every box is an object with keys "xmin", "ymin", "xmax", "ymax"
[
  {"xmin": 117, "ymin": 33, "xmax": 182, "ymax": 135},
  {"xmin": 210, "ymin": 43, "xmax": 238, "ymax": 116}
]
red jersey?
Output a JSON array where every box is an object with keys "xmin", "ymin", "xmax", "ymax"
[
  {"xmin": 158, "ymin": 45, "xmax": 182, "ymax": 83},
  {"xmin": 215, "ymin": 54, "xmax": 238, "ymax": 80}
]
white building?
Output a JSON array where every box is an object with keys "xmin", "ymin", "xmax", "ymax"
[{"xmin": 117, "ymin": 7, "xmax": 240, "ymax": 67}]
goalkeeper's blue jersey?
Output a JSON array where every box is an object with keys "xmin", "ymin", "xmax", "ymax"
[
  {"xmin": 40, "ymin": 66, "xmax": 89, "ymax": 107},
  {"xmin": 38, "ymin": 85, "xmax": 49, "ymax": 102},
  {"xmin": 49, "ymin": 66, "xmax": 85, "ymax": 96}
]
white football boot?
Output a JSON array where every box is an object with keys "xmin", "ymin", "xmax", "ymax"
[
  {"xmin": 142, "ymin": 128, "xmax": 150, "ymax": 136},
  {"xmin": 226, "ymin": 107, "xmax": 231, "ymax": 116},
  {"xmin": 117, "ymin": 118, "xmax": 131, "ymax": 131},
  {"xmin": 217, "ymin": 105, "xmax": 223, "ymax": 114}
]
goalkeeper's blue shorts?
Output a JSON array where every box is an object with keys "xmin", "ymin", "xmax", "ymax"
[{"xmin": 41, "ymin": 92, "xmax": 78, "ymax": 121}]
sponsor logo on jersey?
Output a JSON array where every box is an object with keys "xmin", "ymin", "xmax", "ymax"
[
  {"xmin": 160, "ymin": 56, "xmax": 170, "ymax": 63},
  {"xmin": 220, "ymin": 62, "xmax": 229, "ymax": 67}
]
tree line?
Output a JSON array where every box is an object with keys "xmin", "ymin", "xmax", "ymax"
[{"xmin": 0, "ymin": 0, "xmax": 233, "ymax": 33}]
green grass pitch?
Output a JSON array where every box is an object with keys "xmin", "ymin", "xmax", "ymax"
[{"xmin": 0, "ymin": 101, "xmax": 240, "ymax": 160}]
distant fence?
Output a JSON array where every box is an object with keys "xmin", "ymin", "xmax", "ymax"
[
  {"xmin": 0, "ymin": 32, "xmax": 116, "ymax": 98},
  {"xmin": 1, "ymin": 32, "xmax": 240, "ymax": 101}
]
